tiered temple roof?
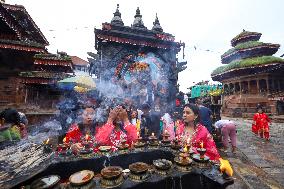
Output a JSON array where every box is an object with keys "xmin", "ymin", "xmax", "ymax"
[
  {"xmin": 0, "ymin": 2, "xmax": 74, "ymax": 85},
  {"xmin": 212, "ymin": 30, "xmax": 284, "ymax": 81},
  {"xmin": 34, "ymin": 53, "xmax": 73, "ymax": 68},
  {"xmin": 0, "ymin": 3, "xmax": 48, "ymax": 52},
  {"xmin": 19, "ymin": 52, "xmax": 73, "ymax": 85},
  {"xmin": 95, "ymin": 4, "xmax": 181, "ymax": 50}
]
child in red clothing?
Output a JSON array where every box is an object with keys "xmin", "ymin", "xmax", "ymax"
[{"xmin": 252, "ymin": 105, "xmax": 270, "ymax": 140}]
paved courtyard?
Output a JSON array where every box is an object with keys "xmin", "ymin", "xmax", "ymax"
[{"xmin": 222, "ymin": 117, "xmax": 284, "ymax": 189}]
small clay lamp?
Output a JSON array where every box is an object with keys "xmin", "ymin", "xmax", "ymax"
[
  {"xmin": 136, "ymin": 131, "xmax": 143, "ymax": 143},
  {"xmin": 82, "ymin": 134, "xmax": 92, "ymax": 149},
  {"xmin": 121, "ymin": 139, "xmax": 127, "ymax": 147},
  {"xmin": 179, "ymin": 152, "xmax": 189, "ymax": 162},
  {"xmin": 162, "ymin": 130, "xmax": 170, "ymax": 141},
  {"xmin": 148, "ymin": 132, "xmax": 158, "ymax": 145},
  {"xmin": 173, "ymin": 136, "xmax": 179, "ymax": 146},
  {"xmin": 43, "ymin": 138, "xmax": 52, "ymax": 153},
  {"xmin": 197, "ymin": 141, "xmax": 206, "ymax": 159},
  {"xmin": 134, "ymin": 131, "xmax": 145, "ymax": 148},
  {"xmin": 118, "ymin": 139, "xmax": 128, "ymax": 150},
  {"xmin": 57, "ymin": 137, "xmax": 69, "ymax": 153}
]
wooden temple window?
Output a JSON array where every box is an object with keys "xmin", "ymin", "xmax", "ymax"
[
  {"xmin": 235, "ymin": 83, "xmax": 240, "ymax": 94},
  {"xmin": 224, "ymin": 84, "xmax": 229, "ymax": 96},
  {"xmin": 241, "ymin": 81, "xmax": 248, "ymax": 94},
  {"xmin": 259, "ymin": 79, "xmax": 267, "ymax": 94},
  {"xmin": 268, "ymin": 79, "xmax": 274, "ymax": 93},
  {"xmin": 280, "ymin": 79, "xmax": 284, "ymax": 92},
  {"xmin": 274, "ymin": 80, "xmax": 280, "ymax": 92},
  {"xmin": 249, "ymin": 80, "xmax": 257, "ymax": 94},
  {"xmin": 229, "ymin": 83, "xmax": 234, "ymax": 95}
]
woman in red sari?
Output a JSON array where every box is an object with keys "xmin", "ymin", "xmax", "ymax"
[
  {"xmin": 65, "ymin": 107, "xmax": 97, "ymax": 151},
  {"xmin": 176, "ymin": 103, "xmax": 220, "ymax": 161},
  {"xmin": 252, "ymin": 105, "xmax": 270, "ymax": 140},
  {"xmin": 95, "ymin": 106, "xmax": 137, "ymax": 148}
]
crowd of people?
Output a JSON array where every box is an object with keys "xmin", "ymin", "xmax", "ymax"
[{"xmin": 0, "ymin": 94, "xmax": 272, "ymax": 162}]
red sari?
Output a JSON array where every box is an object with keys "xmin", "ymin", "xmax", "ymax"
[
  {"xmin": 176, "ymin": 123, "xmax": 220, "ymax": 161},
  {"xmin": 252, "ymin": 113, "xmax": 270, "ymax": 139},
  {"xmin": 65, "ymin": 124, "xmax": 97, "ymax": 143},
  {"xmin": 95, "ymin": 122, "xmax": 137, "ymax": 147}
]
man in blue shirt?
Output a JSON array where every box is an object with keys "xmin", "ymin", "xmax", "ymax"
[{"xmin": 196, "ymin": 98, "xmax": 214, "ymax": 133}]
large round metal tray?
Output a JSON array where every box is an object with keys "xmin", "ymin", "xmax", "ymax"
[
  {"xmin": 129, "ymin": 162, "xmax": 149, "ymax": 174},
  {"xmin": 30, "ymin": 175, "xmax": 60, "ymax": 189},
  {"xmin": 101, "ymin": 166, "xmax": 123, "ymax": 179},
  {"xmin": 69, "ymin": 170, "xmax": 94, "ymax": 186}
]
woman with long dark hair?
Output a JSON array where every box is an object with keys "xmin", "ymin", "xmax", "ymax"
[
  {"xmin": 176, "ymin": 103, "xmax": 220, "ymax": 161},
  {"xmin": 65, "ymin": 107, "xmax": 97, "ymax": 151}
]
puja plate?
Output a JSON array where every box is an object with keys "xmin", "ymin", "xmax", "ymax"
[
  {"xmin": 134, "ymin": 142, "xmax": 146, "ymax": 150},
  {"xmin": 118, "ymin": 144, "xmax": 129, "ymax": 150},
  {"xmin": 161, "ymin": 141, "xmax": 171, "ymax": 147},
  {"xmin": 134, "ymin": 142, "xmax": 145, "ymax": 148},
  {"xmin": 174, "ymin": 156, "xmax": 193, "ymax": 166},
  {"xmin": 100, "ymin": 175, "xmax": 124, "ymax": 188},
  {"xmin": 171, "ymin": 144, "xmax": 181, "ymax": 150},
  {"xmin": 30, "ymin": 175, "xmax": 60, "ymax": 189},
  {"xmin": 148, "ymin": 142, "xmax": 159, "ymax": 149},
  {"xmin": 58, "ymin": 150, "xmax": 72, "ymax": 156},
  {"xmin": 99, "ymin": 146, "xmax": 111, "ymax": 152},
  {"xmin": 129, "ymin": 172, "xmax": 150, "ymax": 182},
  {"xmin": 192, "ymin": 154, "xmax": 210, "ymax": 163},
  {"xmin": 154, "ymin": 167, "xmax": 173, "ymax": 176},
  {"xmin": 68, "ymin": 180, "xmax": 96, "ymax": 189},
  {"xmin": 69, "ymin": 170, "xmax": 94, "ymax": 186},
  {"xmin": 175, "ymin": 164, "xmax": 193, "ymax": 172},
  {"xmin": 80, "ymin": 148, "xmax": 93, "ymax": 154},
  {"xmin": 129, "ymin": 162, "xmax": 149, "ymax": 174},
  {"xmin": 101, "ymin": 166, "xmax": 123, "ymax": 179},
  {"xmin": 153, "ymin": 159, "xmax": 172, "ymax": 170}
]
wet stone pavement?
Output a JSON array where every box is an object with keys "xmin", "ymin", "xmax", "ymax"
[{"xmin": 221, "ymin": 117, "xmax": 284, "ymax": 189}]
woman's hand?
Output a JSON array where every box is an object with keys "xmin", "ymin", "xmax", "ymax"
[
  {"xmin": 107, "ymin": 108, "xmax": 119, "ymax": 124},
  {"xmin": 71, "ymin": 143, "xmax": 83, "ymax": 152},
  {"xmin": 118, "ymin": 107, "xmax": 130, "ymax": 124}
]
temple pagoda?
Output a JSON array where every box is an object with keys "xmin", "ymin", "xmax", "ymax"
[
  {"xmin": 0, "ymin": 2, "xmax": 73, "ymax": 113},
  {"xmin": 211, "ymin": 30, "xmax": 284, "ymax": 117},
  {"xmin": 92, "ymin": 5, "xmax": 186, "ymax": 112}
]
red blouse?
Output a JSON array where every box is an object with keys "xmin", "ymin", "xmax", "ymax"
[
  {"xmin": 65, "ymin": 124, "xmax": 83, "ymax": 143},
  {"xmin": 176, "ymin": 123, "xmax": 220, "ymax": 161},
  {"xmin": 95, "ymin": 122, "xmax": 138, "ymax": 147}
]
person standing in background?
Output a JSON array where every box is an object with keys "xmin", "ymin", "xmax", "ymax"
[
  {"xmin": 196, "ymin": 98, "xmax": 214, "ymax": 134},
  {"xmin": 140, "ymin": 103, "xmax": 161, "ymax": 139}
]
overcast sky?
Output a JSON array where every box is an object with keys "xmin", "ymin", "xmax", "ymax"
[{"xmin": 8, "ymin": 0, "xmax": 284, "ymax": 92}]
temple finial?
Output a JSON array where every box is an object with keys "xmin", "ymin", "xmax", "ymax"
[
  {"xmin": 152, "ymin": 13, "xmax": 163, "ymax": 32},
  {"xmin": 132, "ymin": 7, "xmax": 146, "ymax": 29},
  {"xmin": 111, "ymin": 4, "xmax": 124, "ymax": 26}
]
